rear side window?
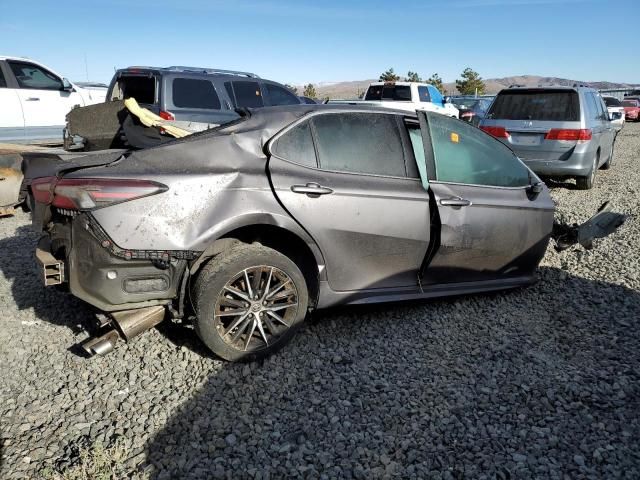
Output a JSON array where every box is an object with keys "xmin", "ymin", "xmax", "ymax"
[
  {"xmin": 172, "ymin": 78, "xmax": 221, "ymax": 109},
  {"xmin": 427, "ymin": 113, "xmax": 530, "ymax": 187},
  {"xmin": 489, "ymin": 90, "xmax": 579, "ymax": 121},
  {"xmin": 265, "ymin": 83, "xmax": 300, "ymax": 106},
  {"xmin": 0, "ymin": 67, "xmax": 6, "ymax": 88},
  {"xmin": 231, "ymin": 81, "xmax": 264, "ymax": 108},
  {"xmin": 8, "ymin": 61, "xmax": 62, "ymax": 90},
  {"xmin": 272, "ymin": 121, "xmax": 317, "ymax": 168},
  {"xmin": 312, "ymin": 113, "xmax": 406, "ymax": 177},
  {"xmin": 113, "ymin": 76, "xmax": 156, "ymax": 104}
]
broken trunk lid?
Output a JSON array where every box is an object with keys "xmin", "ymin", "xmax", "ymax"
[{"xmin": 553, "ymin": 201, "xmax": 626, "ymax": 251}]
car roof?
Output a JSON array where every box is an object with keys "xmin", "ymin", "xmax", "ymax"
[
  {"xmin": 117, "ymin": 65, "xmax": 260, "ymax": 79},
  {"xmin": 500, "ymin": 85, "xmax": 596, "ymax": 93}
]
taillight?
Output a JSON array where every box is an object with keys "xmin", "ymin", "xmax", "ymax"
[
  {"xmin": 480, "ymin": 126, "xmax": 510, "ymax": 138},
  {"xmin": 31, "ymin": 176, "xmax": 57, "ymax": 204},
  {"xmin": 159, "ymin": 110, "xmax": 175, "ymax": 121},
  {"xmin": 545, "ymin": 129, "xmax": 592, "ymax": 142},
  {"xmin": 50, "ymin": 178, "xmax": 167, "ymax": 210}
]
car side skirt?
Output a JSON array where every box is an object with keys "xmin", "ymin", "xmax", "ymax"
[{"xmin": 317, "ymin": 275, "xmax": 535, "ymax": 309}]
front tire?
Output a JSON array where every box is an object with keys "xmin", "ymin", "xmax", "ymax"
[{"xmin": 193, "ymin": 243, "xmax": 308, "ymax": 361}]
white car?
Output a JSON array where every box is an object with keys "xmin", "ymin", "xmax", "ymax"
[
  {"xmin": 361, "ymin": 81, "xmax": 459, "ymax": 117},
  {"xmin": 602, "ymin": 96, "xmax": 625, "ymax": 132},
  {"xmin": 0, "ymin": 56, "xmax": 105, "ymax": 143}
]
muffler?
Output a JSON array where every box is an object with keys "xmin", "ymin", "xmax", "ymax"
[{"xmin": 80, "ymin": 305, "xmax": 165, "ymax": 356}]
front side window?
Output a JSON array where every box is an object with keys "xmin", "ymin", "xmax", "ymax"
[
  {"xmin": 0, "ymin": 67, "xmax": 6, "ymax": 88},
  {"xmin": 488, "ymin": 90, "xmax": 579, "ymax": 121},
  {"xmin": 265, "ymin": 83, "xmax": 300, "ymax": 106},
  {"xmin": 604, "ymin": 97, "xmax": 621, "ymax": 107},
  {"xmin": 232, "ymin": 81, "xmax": 264, "ymax": 108},
  {"xmin": 312, "ymin": 113, "xmax": 406, "ymax": 177},
  {"xmin": 8, "ymin": 61, "xmax": 62, "ymax": 90},
  {"xmin": 271, "ymin": 121, "xmax": 317, "ymax": 168},
  {"xmin": 427, "ymin": 113, "xmax": 530, "ymax": 187},
  {"xmin": 172, "ymin": 78, "xmax": 221, "ymax": 109}
]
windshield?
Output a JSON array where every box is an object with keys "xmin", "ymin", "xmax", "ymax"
[
  {"xmin": 623, "ymin": 100, "xmax": 639, "ymax": 107},
  {"xmin": 453, "ymin": 98, "xmax": 479, "ymax": 108},
  {"xmin": 488, "ymin": 90, "xmax": 579, "ymax": 121},
  {"xmin": 603, "ymin": 97, "xmax": 621, "ymax": 107},
  {"xmin": 364, "ymin": 85, "xmax": 412, "ymax": 101}
]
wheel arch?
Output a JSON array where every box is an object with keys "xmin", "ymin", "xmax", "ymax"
[{"xmin": 189, "ymin": 219, "xmax": 323, "ymax": 308}]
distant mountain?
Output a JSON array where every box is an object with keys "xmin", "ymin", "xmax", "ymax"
[{"xmin": 300, "ymin": 75, "xmax": 639, "ymax": 99}]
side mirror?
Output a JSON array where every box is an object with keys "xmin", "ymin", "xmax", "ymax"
[
  {"xmin": 444, "ymin": 96, "xmax": 452, "ymax": 104},
  {"xmin": 62, "ymin": 78, "xmax": 74, "ymax": 92}
]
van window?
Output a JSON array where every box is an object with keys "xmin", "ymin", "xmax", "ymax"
[
  {"xmin": 112, "ymin": 75, "xmax": 156, "ymax": 104},
  {"xmin": 489, "ymin": 90, "xmax": 579, "ymax": 121},
  {"xmin": 172, "ymin": 78, "xmax": 221, "ymax": 109},
  {"xmin": 364, "ymin": 85, "xmax": 412, "ymax": 101},
  {"xmin": 232, "ymin": 81, "xmax": 264, "ymax": 108},
  {"xmin": 0, "ymin": 67, "xmax": 6, "ymax": 88},
  {"xmin": 427, "ymin": 113, "xmax": 530, "ymax": 187}
]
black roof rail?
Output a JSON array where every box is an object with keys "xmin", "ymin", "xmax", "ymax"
[
  {"xmin": 165, "ymin": 66, "xmax": 259, "ymax": 78},
  {"xmin": 508, "ymin": 84, "xmax": 524, "ymax": 88}
]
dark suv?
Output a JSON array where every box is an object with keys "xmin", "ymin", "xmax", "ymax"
[
  {"xmin": 64, "ymin": 66, "xmax": 303, "ymax": 151},
  {"xmin": 106, "ymin": 65, "xmax": 303, "ymax": 125}
]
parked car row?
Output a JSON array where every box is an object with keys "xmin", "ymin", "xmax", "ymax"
[{"xmin": 451, "ymin": 96, "xmax": 494, "ymax": 126}]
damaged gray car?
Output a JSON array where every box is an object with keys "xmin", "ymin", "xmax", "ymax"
[{"xmin": 24, "ymin": 105, "xmax": 617, "ymax": 361}]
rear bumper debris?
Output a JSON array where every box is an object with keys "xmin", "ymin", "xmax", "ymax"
[{"xmin": 553, "ymin": 201, "xmax": 625, "ymax": 251}]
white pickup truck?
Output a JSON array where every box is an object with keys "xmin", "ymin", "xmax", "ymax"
[
  {"xmin": 330, "ymin": 81, "xmax": 459, "ymax": 118},
  {"xmin": 0, "ymin": 56, "xmax": 106, "ymax": 143}
]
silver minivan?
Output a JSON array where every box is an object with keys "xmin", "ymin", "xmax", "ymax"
[{"xmin": 479, "ymin": 86, "xmax": 616, "ymax": 189}]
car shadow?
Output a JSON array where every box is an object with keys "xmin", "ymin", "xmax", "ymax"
[
  {"xmin": 543, "ymin": 177, "xmax": 579, "ymax": 191},
  {"xmin": 0, "ymin": 224, "xmax": 96, "ymax": 339},
  {"xmin": 141, "ymin": 267, "xmax": 640, "ymax": 479}
]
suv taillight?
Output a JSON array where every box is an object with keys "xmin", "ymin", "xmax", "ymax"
[
  {"xmin": 31, "ymin": 177, "xmax": 167, "ymax": 210},
  {"xmin": 480, "ymin": 126, "xmax": 510, "ymax": 138},
  {"xmin": 545, "ymin": 129, "xmax": 592, "ymax": 142},
  {"xmin": 159, "ymin": 110, "xmax": 175, "ymax": 121}
]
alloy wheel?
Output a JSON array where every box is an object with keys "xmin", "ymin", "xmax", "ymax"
[{"xmin": 213, "ymin": 265, "xmax": 299, "ymax": 352}]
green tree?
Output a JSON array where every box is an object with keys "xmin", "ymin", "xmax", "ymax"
[
  {"xmin": 284, "ymin": 84, "xmax": 298, "ymax": 95},
  {"xmin": 406, "ymin": 71, "xmax": 422, "ymax": 82},
  {"xmin": 426, "ymin": 73, "xmax": 445, "ymax": 93},
  {"xmin": 379, "ymin": 68, "xmax": 400, "ymax": 82},
  {"xmin": 455, "ymin": 68, "xmax": 486, "ymax": 95},
  {"xmin": 303, "ymin": 83, "xmax": 317, "ymax": 99}
]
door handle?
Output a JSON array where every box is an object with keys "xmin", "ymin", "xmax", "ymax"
[
  {"xmin": 439, "ymin": 197, "xmax": 472, "ymax": 207},
  {"xmin": 291, "ymin": 183, "xmax": 333, "ymax": 196},
  {"xmin": 25, "ymin": 97, "xmax": 40, "ymax": 101}
]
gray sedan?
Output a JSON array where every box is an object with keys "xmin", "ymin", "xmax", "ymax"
[{"xmin": 27, "ymin": 105, "xmax": 555, "ymax": 361}]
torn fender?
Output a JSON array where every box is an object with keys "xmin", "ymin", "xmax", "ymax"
[{"xmin": 553, "ymin": 201, "xmax": 626, "ymax": 251}]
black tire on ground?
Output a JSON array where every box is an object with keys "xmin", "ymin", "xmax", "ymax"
[
  {"xmin": 576, "ymin": 151, "xmax": 599, "ymax": 190},
  {"xmin": 192, "ymin": 242, "xmax": 309, "ymax": 362}
]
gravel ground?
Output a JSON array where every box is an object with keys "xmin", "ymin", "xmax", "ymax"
[{"xmin": 1, "ymin": 124, "xmax": 639, "ymax": 479}]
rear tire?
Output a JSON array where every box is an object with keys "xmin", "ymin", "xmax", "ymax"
[
  {"xmin": 193, "ymin": 243, "xmax": 308, "ymax": 362},
  {"xmin": 576, "ymin": 151, "xmax": 599, "ymax": 190}
]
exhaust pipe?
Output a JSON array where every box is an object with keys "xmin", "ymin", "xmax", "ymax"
[{"xmin": 80, "ymin": 305, "xmax": 166, "ymax": 356}]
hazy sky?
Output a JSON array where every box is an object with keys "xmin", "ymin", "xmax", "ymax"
[{"xmin": 1, "ymin": 0, "xmax": 637, "ymax": 85}]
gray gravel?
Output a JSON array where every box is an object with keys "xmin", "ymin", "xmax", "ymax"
[{"xmin": 1, "ymin": 124, "xmax": 639, "ymax": 479}]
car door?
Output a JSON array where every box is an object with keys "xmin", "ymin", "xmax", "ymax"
[
  {"xmin": 0, "ymin": 61, "xmax": 26, "ymax": 141},
  {"xmin": 594, "ymin": 93, "xmax": 615, "ymax": 159},
  {"xmin": 268, "ymin": 111, "xmax": 431, "ymax": 292},
  {"xmin": 7, "ymin": 60, "xmax": 83, "ymax": 129},
  {"xmin": 415, "ymin": 111, "xmax": 554, "ymax": 285}
]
